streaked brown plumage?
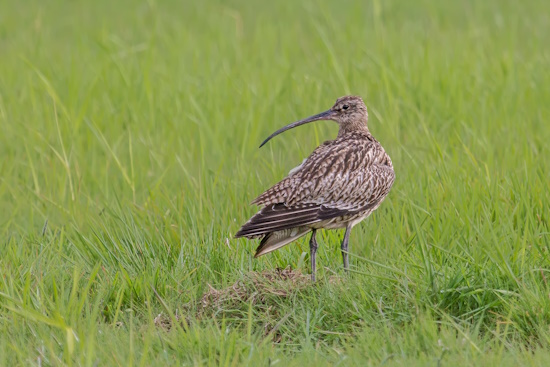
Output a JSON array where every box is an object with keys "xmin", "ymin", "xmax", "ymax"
[{"xmin": 235, "ymin": 96, "xmax": 395, "ymax": 281}]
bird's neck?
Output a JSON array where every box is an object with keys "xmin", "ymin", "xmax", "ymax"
[{"xmin": 337, "ymin": 122, "xmax": 371, "ymax": 138}]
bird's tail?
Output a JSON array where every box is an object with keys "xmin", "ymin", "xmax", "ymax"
[{"xmin": 254, "ymin": 227, "xmax": 311, "ymax": 257}]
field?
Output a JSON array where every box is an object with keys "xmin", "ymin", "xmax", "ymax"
[{"xmin": 1, "ymin": 0, "xmax": 550, "ymax": 365}]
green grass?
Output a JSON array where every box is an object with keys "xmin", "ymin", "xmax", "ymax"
[{"xmin": 1, "ymin": 0, "xmax": 550, "ymax": 365}]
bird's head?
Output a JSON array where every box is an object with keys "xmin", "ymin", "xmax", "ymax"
[
  {"xmin": 329, "ymin": 95, "xmax": 369, "ymax": 127},
  {"xmin": 260, "ymin": 95, "xmax": 369, "ymax": 148}
]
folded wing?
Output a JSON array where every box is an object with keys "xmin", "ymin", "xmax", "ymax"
[{"xmin": 236, "ymin": 136, "xmax": 395, "ymax": 239}]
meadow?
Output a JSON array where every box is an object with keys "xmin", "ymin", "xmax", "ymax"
[{"xmin": 1, "ymin": 0, "xmax": 550, "ymax": 365}]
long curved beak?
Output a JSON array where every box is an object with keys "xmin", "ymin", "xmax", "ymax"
[{"xmin": 259, "ymin": 110, "xmax": 335, "ymax": 148}]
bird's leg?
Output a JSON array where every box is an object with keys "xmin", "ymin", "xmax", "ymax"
[
  {"xmin": 309, "ymin": 229, "xmax": 318, "ymax": 282},
  {"xmin": 341, "ymin": 225, "xmax": 352, "ymax": 271}
]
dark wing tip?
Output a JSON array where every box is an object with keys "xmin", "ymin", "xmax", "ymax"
[
  {"xmin": 234, "ymin": 227, "xmax": 251, "ymax": 239},
  {"xmin": 234, "ymin": 203, "xmax": 321, "ymax": 238}
]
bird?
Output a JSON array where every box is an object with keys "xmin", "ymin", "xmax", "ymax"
[{"xmin": 235, "ymin": 95, "xmax": 395, "ymax": 281}]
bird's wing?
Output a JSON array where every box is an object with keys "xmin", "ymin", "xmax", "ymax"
[
  {"xmin": 252, "ymin": 136, "xmax": 394, "ymax": 209},
  {"xmin": 235, "ymin": 203, "xmax": 332, "ymax": 238},
  {"xmin": 236, "ymin": 137, "xmax": 394, "ymax": 238},
  {"xmin": 236, "ymin": 165, "xmax": 394, "ymax": 238}
]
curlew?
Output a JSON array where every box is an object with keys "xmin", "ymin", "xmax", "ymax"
[{"xmin": 235, "ymin": 96, "xmax": 395, "ymax": 281}]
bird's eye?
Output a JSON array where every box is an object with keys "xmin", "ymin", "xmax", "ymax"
[{"xmin": 342, "ymin": 105, "xmax": 349, "ymax": 110}]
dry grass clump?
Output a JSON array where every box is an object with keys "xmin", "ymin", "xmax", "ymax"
[
  {"xmin": 198, "ymin": 267, "xmax": 310, "ymax": 316},
  {"xmin": 155, "ymin": 267, "xmax": 315, "ymax": 337}
]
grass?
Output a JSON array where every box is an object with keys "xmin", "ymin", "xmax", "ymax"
[{"xmin": 1, "ymin": 0, "xmax": 550, "ymax": 365}]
